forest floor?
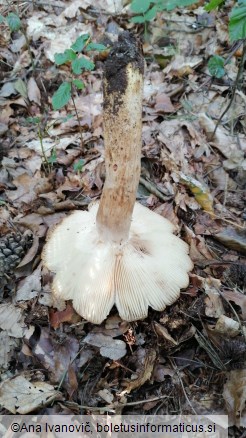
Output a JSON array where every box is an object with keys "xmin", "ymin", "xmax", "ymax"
[{"xmin": 0, "ymin": 0, "xmax": 245, "ymax": 436}]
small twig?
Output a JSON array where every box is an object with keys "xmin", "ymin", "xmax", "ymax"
[
  {"xmin": 211, "ymin": 39, "xmax": 246, "ymax": 139},
  {"xmin": 64, "ymin": 394, "xmax": 170, "ymax": 412}
]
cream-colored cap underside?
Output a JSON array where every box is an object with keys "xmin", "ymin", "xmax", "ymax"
[{"xmin": 43, "ymin": 202, "xmax": 193, "ymax": 324}]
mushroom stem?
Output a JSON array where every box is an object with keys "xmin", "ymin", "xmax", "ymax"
[{"xmin": 96, "ymin": 33, "xmax": 144, "ymax": 244}]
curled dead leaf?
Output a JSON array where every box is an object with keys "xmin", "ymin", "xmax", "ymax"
[{"xmin": 122, "ymin": 349, "xmax": 156, "ymax": 394}]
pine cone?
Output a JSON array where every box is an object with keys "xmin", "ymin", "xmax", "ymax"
[{"xmin": 0, "ymin": 232, "xmax": 32, "ymax": 278}]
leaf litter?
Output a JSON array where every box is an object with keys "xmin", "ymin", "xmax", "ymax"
[{"xmin": 0, "ymin": 0, "xmax": 245, "ymax": 434}]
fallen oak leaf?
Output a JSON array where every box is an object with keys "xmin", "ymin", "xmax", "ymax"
[{"xmin": 0, "ymin": 375, "xmax": 61, "ymax": 414}]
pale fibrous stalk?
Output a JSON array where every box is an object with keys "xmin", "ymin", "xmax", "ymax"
[
  {"xmin": 42, "ymin": 32, "xmax": 193, "ymax": 325},
  {"xmin": 96, "ymin": 33, "xmax": 144, "ymax": 244}
]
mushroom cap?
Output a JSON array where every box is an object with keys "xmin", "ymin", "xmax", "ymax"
[{"xmin": 42, "ymin": 202, "xmax": 193, "ymax": 324}]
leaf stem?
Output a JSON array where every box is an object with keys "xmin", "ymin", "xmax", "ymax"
[{"xmin": 71, "ymin": 84, "xmax": 84, "ymax": 150}]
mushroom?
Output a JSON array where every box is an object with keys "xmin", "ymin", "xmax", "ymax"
[{"xmin": 42, "ymin": 32, "xmax": 193, "ymax": 324}]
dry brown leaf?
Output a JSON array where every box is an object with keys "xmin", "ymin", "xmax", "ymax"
[
  {"xmin": 213, "ymin": 228, "xmax": 246, "ymax": 255},
  {"xmin": 12, "ymin": 50, "xmax": 32, "ymax": 74},
  {"xmin": 0, "ymin": 331, "xmax": 20, "ymax": 369},
  {"xmin": 154, "ymin": 93, "xmax": 175, "ymax": 113},
  {"xmin": 159, "ymin": 120, "xmax": 189, "ymax": 164},
  {"xmin": 199, "ymin": 113, "xmax": 246, "ymax": 157},
  {"xmin": 6, "ymin": 172, "xmax": 52, "ymax": 205},
  {"xmin": 223, "ymin": 369, "xmax": 246, "ymax": 427},
  {"xmin": 17, "ymin": 234, "xmax": 39, "ymax": 268},
  {"xmin": 221, "ymin": 290, "xmax": 246, "ymax": 319},
  {"xmin": 92, "ymin": 315, "xmax": 130, "ymax": 338},
  {"xmin": 204, "ymin": 278, "xmax": 225, "ymax": 318},
  {"xmin": 9, "ymin": 34, "xmax": 26, "ymax": 53},
  {"xmin": 122, "ymin": 349, "xmax": 156, "ymax": 394},
  {"xmin": 16, "ymin": 265, "xmax": 42, "ymax": 302},
  {"xmin": 184, "ymin": 226, "xmax": 214, "ymax": 261},
  {"xmin": 15, "ymin": 213, "xmax": 47, "ymax": 236},
  {"xmin": 26, "ymin": 136, "xmax": 80, "ymax": 156},
  {"xmin": 31, "ymin": 328, "xmax": 79, "ymax": 384},
  {"xmin": 27, "ymin": 77, "xmax": 41, "ymax": 105},
  {"xmin": 164, "ymin": 55, "xmax": 202, "ymax": 77},
  {"xmin": 84, "ymin": 333, "xmax": 126, "ymax": 360},
  {"xmin": 0, "ymin": 82, "xmax": 16, "ymax": 97},
  {"xmin": 212, "ymin": 315, "xmax": 240, "ymax": 337},
  {"xmin": 49, "ymin": 302, "xmax": 80, "ymax": 329},
  {"xmin": 0, "ymin": 102, "xmax": 14, "ymax": 124},
  {"xmin": 153, "ymin": 364, "xmax": 175, "ymax": 382},
  {"xmin": 67, "ymin": 364, "xmax": 78, "ymax": 398},
  {"xmin": 0, "ymin": 303, "xmax": 26, "ymax": 338},
  {"xmin": 154, "ymin": 322, "xmax": 178, "ymax": 345},
  {"xmin": 0, "ymin": 375, "xmax": 60, "ymax": 414},
  {"xmin": 98, "ymin": 388, "xmax": 114, "ymax": 404}
]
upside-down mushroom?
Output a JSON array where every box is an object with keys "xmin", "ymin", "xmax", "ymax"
[{"xmin": 42, "ymin": 32, "xmax": 193, "ymax": 324}]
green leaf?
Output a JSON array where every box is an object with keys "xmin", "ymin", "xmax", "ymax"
[
  {"xmin": 72, "ymin": 79, "xmax": 85, "ymax": 90},
  {"xmin": 26, "ymin": 117, "xmax": 41, "ymax": 124},
  {"xmin": 85, "ymin": 42, "xmax": 107, "ymax": 51},
  {"xmin": 130, "ymin": 14, "xmax": 146, "ymax": 23},
  {"xmin": 208, "ymin": 55, "xmax": 225, "ymax": 78},
  {"xmin": 48, "ymin": 148, "xmax": 57, "ymax": 164},
  {"xmin": 160, "ymin": 0, "xmax": 198, "ymax": 11},
  {"xmin": 60, "ymin": 114, "xmax": 74, "ymax": 123},
  {"xmin": 143, "ymin": 5, "xmax": 157, "ymax": 20},
  {"xmin": 73, "ymin": 159, "xmax": 85, "ymax": 172},
  {"xmin": 71, "ymin": 34, "xmax": 90, "ymax": 52},
  {"xmin": 52, "ymin": 82, "xmax": 71, "ymax": 110},
  {"xmin": 54, "ymin": 49, "xmax": 76, "ymax": 65},
  {"xmin": 14, "ymin": 78, "xmax": 27, "ymax": 98},
  {"xmin": 6, "ymin": 12, "xmax": 21, "ymax": 31},
  {"xmin": 229, "ymin": 2, "xmax": 246, "ymax": 41},
  {"xmin": 204, "ymin": 0, "xmax": 225, "ymax": 12},
  {"xmin": 131, "ymin": 0, "xmax": 151, "ymax": 13},
  {"xmin": 71, "ymin": 57, "xmax": 95, "ymax": 74},
  {"xmin": 0, "ymin": 14, "xmax": 5, "ymax": 24}
]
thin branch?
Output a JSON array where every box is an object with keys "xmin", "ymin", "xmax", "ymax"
[{"xmin": 210, "ymin": 39, "xmax": 246, "ymax": 139}]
